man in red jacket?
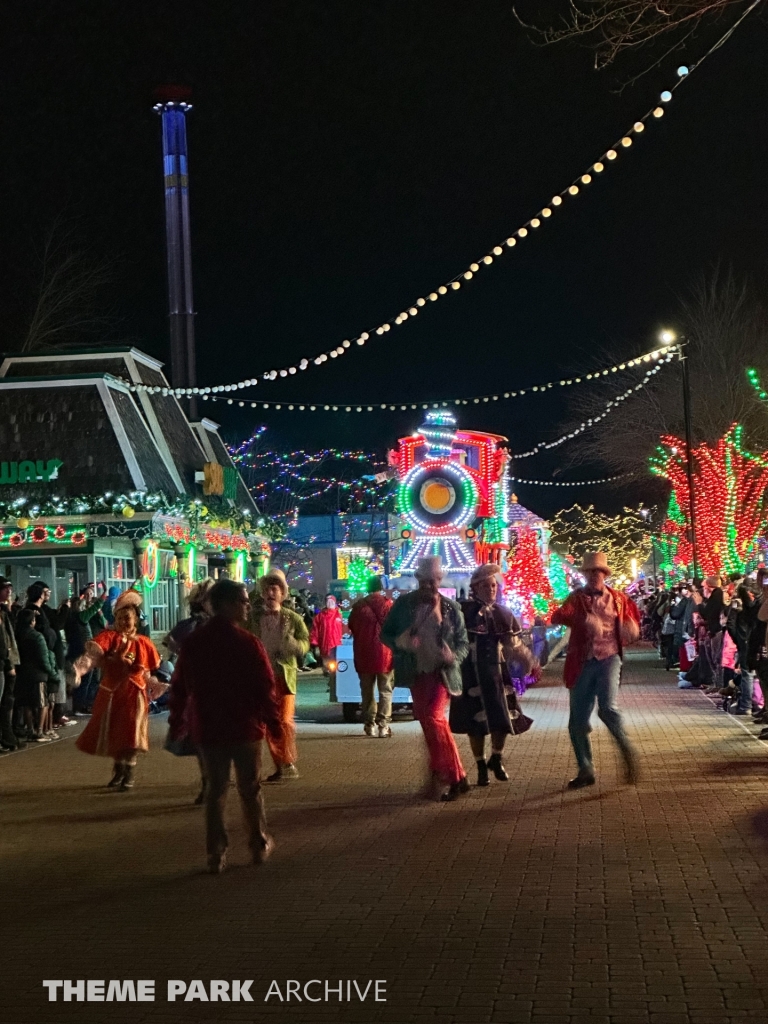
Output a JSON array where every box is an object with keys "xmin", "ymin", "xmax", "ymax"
[
  {"xmin": 169, "ymin": 579, "xmax": 283, "ymax": 874},
  {"xmin": 348, "ymin": 577, "xmax": 394, "ymax": 738},
  {"xmin": 551, "ymin": 551, "xmax": 640, "ymax": 790}
]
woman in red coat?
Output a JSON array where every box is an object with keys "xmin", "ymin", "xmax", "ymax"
[
  {"xmin": 75, "ymin": 590, "xmax": 164, "ymax": 791},
  {"xmin": 310, "ymin": 596, "xmax": 343, "ymax": 674}
]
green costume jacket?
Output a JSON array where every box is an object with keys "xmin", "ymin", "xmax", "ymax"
[
  {"xmin": 247, "ymin": 605, "xmax": 309, "ymax": 695},
  {"xmin": 380, "ymin": 591, "xmax": 469, "ymax": 695}
]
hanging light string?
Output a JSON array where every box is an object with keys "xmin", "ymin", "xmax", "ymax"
[
  {"xmin": 124, "ymin": 68, "xmax": 702, "ymax": 400},
  {"xmin": 514, "ymin": 349, "xmax": 676, "ymax": 458},
  {"xmin": 510, "ymin": 472, "xmax": 633, "ymax": 487},
  {"xmin": 205, "ymin": 343, "xmax": 674, "ymax": 413}
]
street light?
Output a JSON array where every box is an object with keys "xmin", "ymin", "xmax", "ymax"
[
  {"xmin": 640, "ymin": 507, "xmax": 657, "ymax": 589},
  {"xmin": 659, "ymin": 329, "xmax": 699, "ymax": 580}
]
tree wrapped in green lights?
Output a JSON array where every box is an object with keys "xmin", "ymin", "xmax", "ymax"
[{"xmin": 650, "ymin": 423, "xmax": 768, "ymax": 576}]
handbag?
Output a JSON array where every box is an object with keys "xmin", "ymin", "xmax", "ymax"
[
  {"xmin": 511, "ymin": 711, "xmax": 534, "ymax": 735},
  {"xmin": 163, "ymin": 729, "xmax": 197, "ymax": 757}
]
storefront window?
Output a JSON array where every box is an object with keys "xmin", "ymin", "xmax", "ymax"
[{"xmin": 94, "ymin": 556, "xmax": 136, "ymax": 595}]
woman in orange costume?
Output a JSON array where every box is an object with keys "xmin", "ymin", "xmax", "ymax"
[{"xmin": 75, "ymin": 590, "xmax": 164, "ymax": 791}]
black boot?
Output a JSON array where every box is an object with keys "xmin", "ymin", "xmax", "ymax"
[
  {"xmin": 194, "ymin": 779, "xmax": 207, "ymax": 805},
  {"xmin": 487, "ymin": 752, "xmax": 509, "ymax": 781},
  {"xmin": 107, "ymin": 762, "xmax": 124, "ymax": 788},
  {"xmin": 119, "ymin": 764, "xmax": 135, "ymax": 790},
  {"xmin": 440, "ymin": 776, "xmax": 470, "ymax": 802},
  {"xmin": 476, "ymin": 760, "xmax": 489, "ymax": 787}
]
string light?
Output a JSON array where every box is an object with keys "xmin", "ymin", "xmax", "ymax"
[
  {"xmin": 511, "ymin": 472, "xmax": 633, "ymax": 487},
  {"xmin": 201, "ymin": 345, "xmax": 676, "ymax": 416},
  {"xmin": 121, "ymin": 67, "xmax": 697, "ymax": 399},
  {"xmin": 515, "ymin": 351, "xmax": 675, "ymax": 458}
]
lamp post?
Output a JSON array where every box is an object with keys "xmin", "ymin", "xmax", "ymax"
[
  {"xmin": 660, "ymin": 331, "xmax": 699, "ymax": 581},
  {"xmin": 640, "ymin": 508, "xmax": 657, "ymax": 591}
]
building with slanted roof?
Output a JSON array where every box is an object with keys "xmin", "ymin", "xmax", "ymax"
[{"xmin": 0, "ymin": 347, "xmax": 268, "ymax": 633}]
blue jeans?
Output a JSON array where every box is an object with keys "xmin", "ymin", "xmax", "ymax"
[
  {"xmin": 568, "ymin": 655, "xmax": 632, "ymax": 776},
  {"xmin": 737, "ymin": 669, "xmax": 754, "ymax": 713}
]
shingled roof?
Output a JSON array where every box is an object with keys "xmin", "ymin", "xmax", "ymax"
[{"xmin": 0, "ymin": 348, "xmax": 257, "ymax": 513}]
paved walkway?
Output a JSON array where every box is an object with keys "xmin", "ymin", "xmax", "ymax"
[{"xmin": 2, "ymin": 650, "xmax": 768, "ymax": 1024}]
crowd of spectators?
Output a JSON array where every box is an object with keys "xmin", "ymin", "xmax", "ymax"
[
  {"xmin": 0, "ymin": 576, "xmax": 150, "ymax": 751},
  {"xmin": 637, "ymin": 570, "xmax": 768, "ymax": 736}
]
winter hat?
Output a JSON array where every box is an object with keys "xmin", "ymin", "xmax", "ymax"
[
  {"xmin": 580, "ymin": 551, "xmax": 611, "ymax": 575},
  {"xmin": 470, "ymin": 563, "xmax": 502, "ymax": 588},
  {"xmin": 259, "ymin": 568, "xmax": 289, "ymax": 599},
  {"xmin": 114, "ymin": 588, "xmax": 142, "ymax": 612},
  {"xmin": 415, "ymin": 556, "xmax": 443, "ymax": 582}
]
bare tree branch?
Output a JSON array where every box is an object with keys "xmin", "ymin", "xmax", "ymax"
[
  {"xmin": 22, "ymin": 215, "xmax": 121, "ymax": 353},
  {"xmin": 559, "ymin": 267, "xmax": 768, "ymax": 474},
  {"xmin": 514, "ymin": 0, "xmax": 760, "ymax": 69}
]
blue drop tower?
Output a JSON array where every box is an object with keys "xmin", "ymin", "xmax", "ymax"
[{"xmin": 153, "ymin": 85, "xmax": 197, "ymax": 416}]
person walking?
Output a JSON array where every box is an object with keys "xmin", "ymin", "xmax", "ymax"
[
  {"xmin": 164, "ymin": 578, "xmax": 216, "ymax": 804},
  {"xmin": 310, "ymin": 595, "xmax": 344, "ymax": 674},
  {"xmin": 75, "ymin": 590, "xmax": 165, "ymax": 790},
  {"xmin": 348, "ymin": 577, "xmax": 394, "ymax": 737},
  {"xmin": 247, "ymin": 568, "xmax": 309, "ymax": 782},
  {"xmin": 450, "ymin": 564, "xmax": 539, "ymax": 787},
  {"xmin": 550, "ymin": 551, "xmax": 641, "ymax": 789},
  {"xmin": 169, "ymin": 579, "xmax": 282, "ymax": 874},
  {"xmin": 381, "ymin": 556, "xmax": 470, "ymax": 802}
]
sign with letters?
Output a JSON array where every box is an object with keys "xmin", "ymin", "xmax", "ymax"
[{"xmin": 0, "ymin": 459, "xmax": 63, "ymax": 484}]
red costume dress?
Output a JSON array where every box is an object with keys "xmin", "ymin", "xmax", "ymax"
[{"xmin": 76, "ymin": 630, "xmax": 161, "ymax": 759}]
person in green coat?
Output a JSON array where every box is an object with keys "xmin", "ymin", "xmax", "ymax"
[{"xmin": 247, "ymin": 569, "xmax": 309, "ymax": 782}]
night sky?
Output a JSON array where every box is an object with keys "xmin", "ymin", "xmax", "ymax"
[{"xmin": 3, "ymin": 2, "xmax": 767, "ymax": 516}]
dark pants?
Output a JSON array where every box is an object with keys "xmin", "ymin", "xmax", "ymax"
[
  {"xmin": 661, "ymin": 635, "xmax": 677, "ymax": 669},
  {"xmin": 0, "ymin": 670, "xmax": 18, "ymax": 747},
  {"xmin": 73, "ymin": 669, "xmax": 99, "ymax": 712},
  {"xmin": 198, "ymin": 742, "xmax": 269, "ymax": 859}
]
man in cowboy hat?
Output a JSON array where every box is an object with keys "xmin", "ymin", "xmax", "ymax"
[
  {"xmin": 551, "ymin": 551, "xmax": 641, "ymax": 789},
  {"xmin": 381, "ymin": 556, "xmax": 470, "ymax": 801},
  {"xmin": 247, "ymin": 568, "xmax": 309, "ymax": 782}
]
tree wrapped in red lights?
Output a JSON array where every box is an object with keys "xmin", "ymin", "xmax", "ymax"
[
  {"xmin": 503, "ymin": 526, "xmax": 553, "ymax": 625},
  {"xmin": 650, "ymin": 424, "xmax": 768, "ymax": 577}
]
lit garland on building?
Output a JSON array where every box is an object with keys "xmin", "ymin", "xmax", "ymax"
[
  {"xmin": 651, "ymin": 424, "xmax": 768, "ymax": 576},
  {"xmin": 0, "ymin": 491, "xmax": 257, "ymax": 536}
]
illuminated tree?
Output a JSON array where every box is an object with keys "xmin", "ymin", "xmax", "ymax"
[
  {"xmin": 651, "ymin": 423, "xmax": 768, "ymax": 576},
  {"xmin": 549, "ymin": 504, "xmax": 651, "ymax": 583},
  {"xmin": 504, "ymin": 527, "xmax": 554, "ymax": 624}
]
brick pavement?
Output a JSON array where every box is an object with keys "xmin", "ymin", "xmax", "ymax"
[{"xmin": 2, "ymin": 650, "xmax": 768, "ymax": 1024}]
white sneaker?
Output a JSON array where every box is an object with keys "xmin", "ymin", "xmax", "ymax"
[
  {"xmin": 33, "ymin": 734, "xmax": 52, "ymax": 743},
  {"xmin": 363, "ymin": 723, "xmax": 377, "ymax": 737},
  {"xmin": 377, "ymin": 725, "xmax": 392, "ymax": 738},
  {"xmin": 282, "ymin": 763, "xmax": 300, "ymax": 779}
]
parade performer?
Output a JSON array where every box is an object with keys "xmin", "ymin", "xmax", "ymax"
[
  {"xmin": 381, "ymin": 557, "xmax": 470, "ymax": 801},
  {"xmin": 310, "ymin": 595, "xmax": 343, "ymax": 674},
  {"xmin": 247, "ymin": 568, "xmax": 309, "ymax": 782},
  {"xmin": 348, "ymin": 577, "xmax": 394, "ymax": 738},
  {"xmin": 169, "ymin": 579, "xmax": 282, "ymax": 874},
  {"xmin": 550, "ymin": 551, "xmax": 640, "ymax": 790},
  {"xmin": 450, "ymin": 564, "xmax": 539, "ymax": 787},
  {"xmin": 75, "ymin": 590, "xmax": 164, "ymax": 791}
]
